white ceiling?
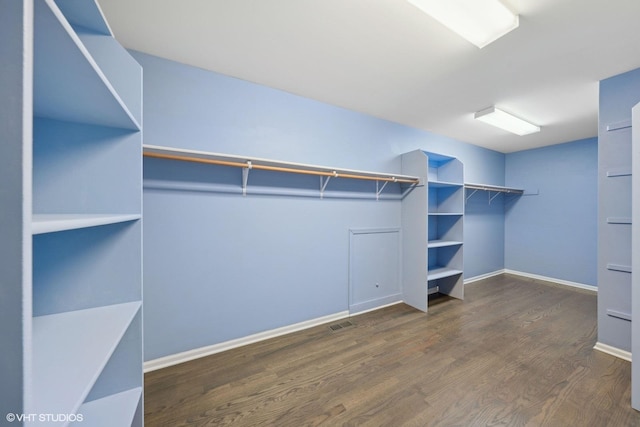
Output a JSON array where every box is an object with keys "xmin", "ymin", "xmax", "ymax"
[{"xmin": 97, "ymin": 0, "xmax": 640, "ymax": 153}]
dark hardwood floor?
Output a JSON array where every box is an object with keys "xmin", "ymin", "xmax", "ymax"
[{"xmin": 144, "ymin": 274, "xmax": 640, "ymax": 426}]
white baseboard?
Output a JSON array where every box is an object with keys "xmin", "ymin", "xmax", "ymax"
[
  {"xmin": 594, "ymin": 342, "xmax": 631, "ymax": 361},
  {"xmin": 144, "ymin": 310, "xmax": 350, "ymax": 373},
  {"xmin": 504, "ymin": 269, "xmax": 597, "ymax": 293},
  {"xmin": 464, "ymin": 269, "xmax": 506, "ymax": 284},
  {"xmin": 349, "ymin": 294, "xmax": 402, "ymax": 315},
  {"xmin": 350, "ymin": 299, "xmax": 402, "ymax": 315}
]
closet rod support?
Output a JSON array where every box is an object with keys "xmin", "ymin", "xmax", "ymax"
[
  {"xmin": 320, "ymin": 173, "xmax": 336, "ymax": 198},
  {"xmin": 489, "ymin": 191, "xmax": 501, "ymax": 204},
  {"xmin": 242, "ymin": 161, "xmax": 252, "ymax": 196},
  {"xmin": 376, "ymin": 180, "xmax": 389, "ymax": 200},
  {"xmin": 465, "ymin": 188, "xmax": 478, "ymax": 203}
]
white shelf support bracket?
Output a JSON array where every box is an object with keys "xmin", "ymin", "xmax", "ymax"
[
  {"xmin": 242, "ymin": 161, "xmax": 252, "ymax": 196},
  {"xmin": 401, "ymin": 182, "xmax": 419, "ymax": 198},
  {"xmin": 376, "ymin": 180, "xmax": 390, "ymax": 200},
  {"xmin": 488, "ymin": 191, "xmax": 501, "ymax": 205},
  {"xmin": 320, "ymin": 172, "xmax": 336, "ymax": 199},
  {"xmin": 465, "ymin": 188, "xmax": 478, "ymax": 204}
]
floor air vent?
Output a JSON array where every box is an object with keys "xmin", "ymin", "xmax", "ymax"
[{"xmin": 329, "ymin": 320, "xmax": 354, "ymax": 331}]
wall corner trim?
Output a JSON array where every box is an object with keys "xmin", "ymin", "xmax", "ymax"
[
  {"xmin": 503, "ymin": 269, "xmax": 597, "ymax": 293},
  {"xmin": 144, "ymin": 310, "xmax": 350, "ymax": 372},
  {"xmin": 594, "ymin": 342, "xmax": 632, "ymax": 361}
]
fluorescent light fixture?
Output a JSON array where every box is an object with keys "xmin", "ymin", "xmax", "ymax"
[
  {"xmin": 406, "ymin": 0, "xmax": 519, "ymax": 48},
  {"xmin": 474, "ymin": 106, "xmax": 540, "ymax": 135}
]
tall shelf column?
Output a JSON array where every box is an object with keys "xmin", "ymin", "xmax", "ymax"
[
  {"xmin": 598, "ymin": 120, "xmax": 634, "ymax": 351},
  {"xmin": 401, "ymin": 150, "xmax": 464, "ymax": 312},
  {"xmin": 2, "ymin": 0, "xmax": 144, "ymax": 425}
]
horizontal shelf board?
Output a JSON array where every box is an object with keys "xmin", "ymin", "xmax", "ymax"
[
  {"xmin": 606, "ymin": 119, "xmax": 632, "ymax": 132},
  {"xmin": 606, "ymin": 263, "xmax": 632, "ymax": 273},
  {"xmin": 428, "ymin": 212, "xmax": 464, "ymax": 216},
  {"xmin": 427, "ymin": 267, "xmax": 463, "ymax": 281},
  {"xmin": 144, "ymin": 145, "xmax": 419, "ymax": 184},
  {"xmin": 429, "ymin": 180, "xmax": 463, "ymax": 188},
  {"xmin": 72, "ymin": 387, "xmax": 141, "ymax": 426},
  {"xmin": 607, "ymin": 169, "xmax": 632, "ymax": 178},
  {"xmin": 428, "ymin": 240, "xmax": 463, "ymax": 248},
  {"xmin": 31, "ymin": 302, "xmax": 141, "ymax": 419},
  {"xmin": 606, "ymin": 217, "xmax": 632, "ymax": 225},
  {"xmin": 32, "ymin": 214, "xmax": 141, "ymax": 234},
  {"xmin": 464, "ymin": 182, "xmax": 524, "ymax": 194},
  {"xmin": 607, "ymin": 309, "xmax": 632, "ymax": 322},
  {"xmin": 34, "ymin": 0, "xmax": 140, "ymax": 130}
]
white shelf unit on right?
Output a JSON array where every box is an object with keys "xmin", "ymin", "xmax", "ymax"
[{"xmin": 401, "ymin": 150, "xmax": 464, "ymax": 312}]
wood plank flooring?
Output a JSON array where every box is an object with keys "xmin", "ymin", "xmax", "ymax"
[{"xmin": 144, "ymin": 274, "xmax": 640, "ymax": 426}]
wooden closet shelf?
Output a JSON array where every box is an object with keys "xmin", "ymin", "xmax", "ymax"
[{"xmin": 143, "ymin": 145, "xmax": 420, "ymax": 185}]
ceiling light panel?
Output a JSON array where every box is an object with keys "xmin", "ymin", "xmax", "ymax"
[
  {"xmin": 474, "ymin": 106, "xmax": 540, "ymax": 136},
  {"xmin": 406, "ymin": 0, "xmax": 519, "ymax": 48}
]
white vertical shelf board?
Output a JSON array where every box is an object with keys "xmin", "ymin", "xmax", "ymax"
[
  {"xmin": 32, "ymin": 214, "xmax": 141, "ymax": 235},
  {"xmin": 34, "ymin": 0, "xmax": 139, "ymax": 130},
  {"xmin": 400, "ymin": 150, "xmax": 429, "ymax": 312},
  {"xmin": 30, "ymin": 302, "xmax": 141, "ymax": 424},
  {"xmin": 631, "ymin": 103, "xmax": 640, "ymax": 410},
  {"xmin": 72, "ymin": 387, "xmax": 142, "ymax": 427}
]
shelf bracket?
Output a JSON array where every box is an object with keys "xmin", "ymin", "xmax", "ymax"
[
  {"xmin": 465, "ymin": 188, "xmax": 478, "ymax": 204},
  {"xmin": 242, "ymin": 161, "xmax": 252, "ymax": 196},
  {"xmin": 489, "ymin": 191, "xmax": 501, "ymax": 205},
  {"xmin": 376, "ymin": 180, "xmax": 390, "ymax": 200},
  {"xmin": 320, "ymin": 172, "xmax": 337, "ymax": 198}
]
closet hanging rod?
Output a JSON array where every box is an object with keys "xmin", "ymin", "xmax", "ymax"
[
  {"xmin": 143, "ymin": 148, "xmax": 420, "ymax": 184},
  {"xmin": 464, "ymin": 182, "xmax": 524, "ymax": 194}
]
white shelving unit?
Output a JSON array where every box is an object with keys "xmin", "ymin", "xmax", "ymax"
[
  {"xmin": 401, "ymin": 150, "xmax": 464, "ymax": 312},
  {"xmin": 1, "ymin": 1, "xmax": 143, "ymax": 425}
]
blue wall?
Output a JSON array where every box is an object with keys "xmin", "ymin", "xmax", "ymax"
[
  {"xmin": 133, "ymin": 51, "xmax": 509, "ymax": 360},
  {"xmin": 504, "ymin": 138, "xmax": 598, "ymax": 286}
]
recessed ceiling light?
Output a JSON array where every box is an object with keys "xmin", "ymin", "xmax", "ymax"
[
  {"xmin": 406, "ymin": 0, "xmax": 519, "ymax": 48},
  {"xmin": 474, "ymin": 106, "xmax": 540, "ymax": 136}
]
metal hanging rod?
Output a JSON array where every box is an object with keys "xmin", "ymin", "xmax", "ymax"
[
  {"xmin": 143, "ymin": 145, "xmax": 420, "ymax": 185},
  {"xmin": 464, "ymin": 182, "xmax": 524, "ymax": 205},
  {"xmin": 464, "ymin": 182, "xmax": 524, "ymax": 194}
]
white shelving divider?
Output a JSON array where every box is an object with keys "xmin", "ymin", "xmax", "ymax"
[
  {"xmin": 428, "ymin": 267, "xmax": 464, "ymax": 281},
  {"xmin": 32, "ymin": 214, "xmax": 141, "ymax": 235},
  {"xmin": 428, "ymin": 240, "xmax": 463, "ymax": 249}
]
